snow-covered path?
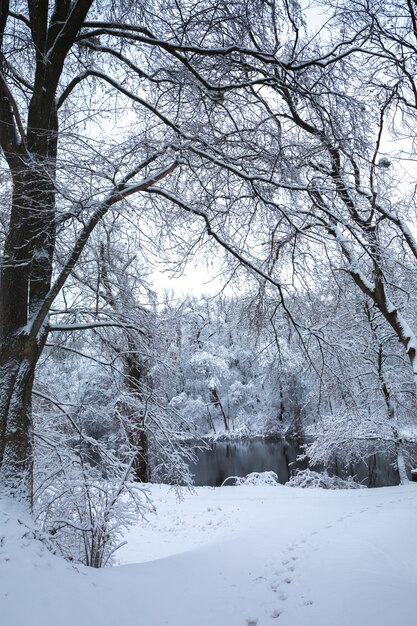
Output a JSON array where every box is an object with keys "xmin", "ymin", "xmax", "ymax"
[{"xmin": 2, "ymin": 484, "xmax": 417, "ymax": 626}]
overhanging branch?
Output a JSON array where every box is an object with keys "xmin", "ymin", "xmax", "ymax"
[{"xmin": 29, "ymin": 160, "xmax": 179, "ymax": 339}]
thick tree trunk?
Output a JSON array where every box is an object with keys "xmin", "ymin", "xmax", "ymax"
[
  {"xmin": 0, "ymin": 337, "xmax": 39, "ymax": 501},
  {"xmin": 0, "ymin": 166, "xmax": 55, "ymax": 501}
]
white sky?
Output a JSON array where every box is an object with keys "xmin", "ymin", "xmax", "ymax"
[{"xmin": 151, "ymin": 257, "xmax": 226, "ymax": 297}]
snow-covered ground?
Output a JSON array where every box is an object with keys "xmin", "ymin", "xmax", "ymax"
[{"xmin": 1, "ymin": 483, "xmax": 417, "ymax": 626}]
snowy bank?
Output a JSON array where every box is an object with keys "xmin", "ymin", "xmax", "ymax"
[{"xmin": 1, "ymin": 484, "xmax": 417, "ymax": 626}]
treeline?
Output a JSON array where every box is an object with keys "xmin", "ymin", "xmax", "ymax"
[{"xmin": 37, "ymin": 271, "xmax": 417, "ymax": 482}]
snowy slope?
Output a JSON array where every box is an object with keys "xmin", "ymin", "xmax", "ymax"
[{"xmin": 1, "ymin": 484, "xmax": 417, "ymax": 626}]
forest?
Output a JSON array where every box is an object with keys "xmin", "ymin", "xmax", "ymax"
[{"xmin": 1, "ymin": 2, "xmax": 417, "ymax": 615}]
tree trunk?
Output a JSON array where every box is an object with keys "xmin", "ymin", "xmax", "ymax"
[
  {"xmin": 379, "ymin": 369, "xmax": 408, "ymax": 485},
  {"xmin": 124, "ymin": 347, "xmax": 151, "ymax": 483},
  {"xmin": 0, "ymin": 166, "xmax": 55, "ymax": 501},
  {"xmin": 122, "ymin": 402, "xmax": 150, "ymax": 483},
  {"xmin": 368, "ymin": 303, "xmax": 410, "ymax": 485},
  {"xmin": 210, "ymin": 386, "xmax": 229, "ymax": 431},
  {"xmin": 129, "ymin": 426, "xmax": 150, "ymax": 483},
  {"xmin": 0, "ymin": 337, "xmax": 39, "ymax": 501}
]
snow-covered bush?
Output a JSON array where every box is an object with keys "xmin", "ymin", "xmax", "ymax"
[
  {"xmin": 221, "ymin": 471, "xmax": 280, "ymax": 486},
  {"xmin": 34, "ymin": 421, "xmax": 153, "ymax": 567},
  {"xmin": 33, "ymin": 321, "xmax": 195, "ymax": 566},
  {"xmin": 287, "ymin": 469, "xmax": 364, "ymax": 489}
]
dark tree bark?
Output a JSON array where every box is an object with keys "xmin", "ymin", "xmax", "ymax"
[{"xmin": 123, "ymin": 340, "xmax": 151, "ymax": 483}]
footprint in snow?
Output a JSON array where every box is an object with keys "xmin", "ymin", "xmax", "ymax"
[{"xmin": 254, "ymin": 575, "xmax": 267, "ymax": 583}]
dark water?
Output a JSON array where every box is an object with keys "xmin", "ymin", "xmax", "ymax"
[
  {"xmin": 189, "ymin": 437, "xmax": 411, "ymax": 487},
  {"xmin": 189, "ymin": 437, "xmax": 303, "ymax": 487},
  {"xmin": 327, "ymin": 450, "xmax": 399, "ymax": 487}
]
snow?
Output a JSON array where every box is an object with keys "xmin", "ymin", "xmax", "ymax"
[{"xmin": 1, "ymin": 483, "xmax": 417, "ymax": 626}]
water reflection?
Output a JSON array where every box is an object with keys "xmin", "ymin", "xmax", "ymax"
[
  {"xmin": 189, "ymin": 437, "xmax": 410, "ymax": 488},
  {"xmin": 190, "ymin": 437, "xmax": 302, "ymax": 487}
]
